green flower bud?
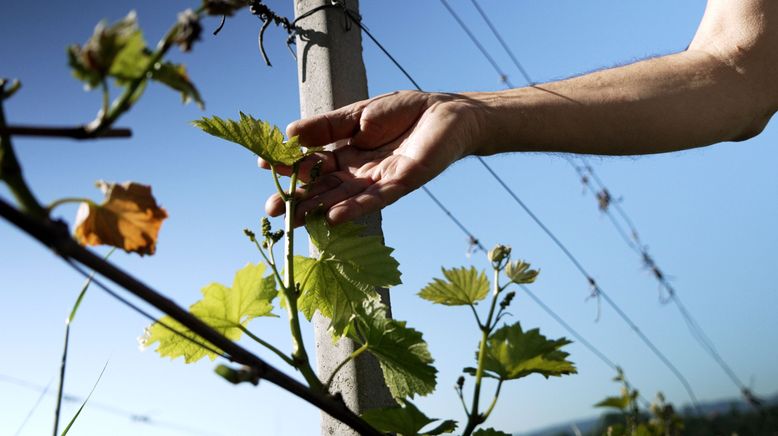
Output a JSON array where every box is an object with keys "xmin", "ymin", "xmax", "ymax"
[
  {"xmin": 243, "ymin": 228, "xmax": 256, "ymax": 242},
  {"xmin": 261, "ymin": 217, "xmax": 272, "ymax": 238},
  {"xmin": 487, "ymin": 244, "xmax": 511, "ymax": 264}
]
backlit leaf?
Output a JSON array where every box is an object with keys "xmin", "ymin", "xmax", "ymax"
[
  {"xmin": 295, "ymin": 213, "xmax": 401, "ymax": 334},
  {"xmin": 294, "ymin": 256, "xmax": 372, "ymax": 335},
  {"xmin": 350, "ymin": 298, "xmax": 436, "ymax": 400},
  {"xmin": 151, "ymin": 62, "xmax": 204, "ymax": 109},
  {"xmin": 193, "ymin": 113, "xmax": 311, "ymax": 166},
  {"xmin": 74, "ymin": 181, "xmax": 168, "ymax": 256},
  {"xmin": 594, "ymin": 395, "xmax": 631, "ymax": 411},
  {"xmin": 361, "ymin": 399, "xmax": 455, "ymax": 436},
  {"xmin": 479, "ymin": 322, "xmax": 576, "ymax": 381},
  {"xmin": 505, "ymin": 260, "xmax": 539, "ymax": 284},
  {"xmin": 67, "ymin": 11, "xmax": 142, "ymax": 89},
  {"xmin": 141, "ymin": 263, "xmax": 277, "ymax": 363},
  {"xmin": 418, "ymin": 266, "xmax": 489, "ymax": 306}
]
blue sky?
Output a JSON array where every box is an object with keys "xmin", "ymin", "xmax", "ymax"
[{"xmin": 2, "ymin": 1, "xmax": 777, "ymax": 435}]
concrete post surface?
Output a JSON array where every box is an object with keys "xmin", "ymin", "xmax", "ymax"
[{"xmin": 292, "ymin": 1, "xmax": 396, "ymax": 435}]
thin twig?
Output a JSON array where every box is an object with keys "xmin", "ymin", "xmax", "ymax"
[{"xmin": 0, "ymin": 125, "xmax": 132, "ymax": 139}]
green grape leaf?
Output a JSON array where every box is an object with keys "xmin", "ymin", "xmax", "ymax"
[
  {"xmin": 361, "ymin": 399, "xmax": 456, "ymax": 436},
  {"xmin": 141, "ymin": 263, "xmax": 277, "ymax": 363},
  {"xmin": 67, "ymin": 11, "xmax": 142, "ymax": 89},
  {"xmin": 150, "ymin": 61, "xmax": 204, "ymax": 109},
  {"xmin": 294, "ymin": 255, "xmax": 373, "ymax": 335},
  {"xmin": 350, "ymin": 298, "xmax": 436, "ymax": 399},
  {"xmin": 473, "ymin": 428, "xmax": 512, "ymax": 436},
  {"xmin": 418, "ymin": 266, "xmax": 490, "ymax": 306},
  {"xmin": 306, "ymin": 212, "xmax": 401, "ymax": 288},
  {"xmin": 505, "ymin": 259, "xmax": 539, "ymax": 284},
  {"xmin": 479, "ymin": 322, "xmax": 576, "ymax": 381},
  {"xmin": 594, "ymin": 395, "xmax": 631, "ymax": 411},
  {"xmin": 295, "ymin": 213, "xmax": 401, "ymax": 334},
  {"xmin": 193, "ymin": 113, "xmax": 311, "ymax": 166},
  {"xmin": 107, "ymin": 27, "xmax": 149, "ymax": 83}
]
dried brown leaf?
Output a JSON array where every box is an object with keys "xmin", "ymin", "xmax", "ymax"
[{"xmin": 75, "ymin": 181, "xmax": 168, "ymax": 255}]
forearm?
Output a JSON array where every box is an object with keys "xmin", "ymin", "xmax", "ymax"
[{"xmin": 469, "ymin": 49, "xmax": 775, "ymax": 156}]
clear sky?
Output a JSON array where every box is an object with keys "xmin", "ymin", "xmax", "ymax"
[{"xmin": 2, "ymin": 1, "xmax": 777, "ymax": 435}]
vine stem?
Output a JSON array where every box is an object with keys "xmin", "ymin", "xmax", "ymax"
[
  {"xmin": 250, "ymin": 238, "xmax": 285, "ymax": 288},
  {"xmin": 46, "ymin": 197, "xmax": 94, "ymax": 214},
  {"xmin": 0, "ymin": 98, "xmax": 45, "ymax": 219},
  {"xmin": 462, "ymin": 267, "xmax": 502, "ymax": 436},
  {"xmin": 325, "ymin": 342, "xmax": 369, "ymax": 391},
  {"xmin": 238, "ymin": 325, "xmax": 295, "ymax": 367},
  {"xmin": 281, "ymin": 166, "xmax": 323, "ymax": 392}
]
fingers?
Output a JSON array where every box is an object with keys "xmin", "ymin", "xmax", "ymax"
[
  {"xmin": 257, "ymin": 151, "xmax": 339, "ymax": 183},
  {"xmin": 264, "ymin": 179, "xmax": 412, "ymax": 228},
  {"xmin": 326, "ymin": 180, "xmax": 410, "ymax": 225},
  {"xmin": 286, "ymin": 100, "xmax": 368, "ymax": 148},
  {"xmin": 263, "ymin": 172, "xmax": 374, "ymax": 226}
]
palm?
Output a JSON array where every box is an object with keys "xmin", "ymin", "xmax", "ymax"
[{"xmin": 264, "ymin": 91, "xmax": 479, "ymax": 225}]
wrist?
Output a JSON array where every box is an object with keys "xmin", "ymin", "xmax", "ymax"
[{"xmin": 461, "ymin": 90, "xmax": 523, "ymax": 156}]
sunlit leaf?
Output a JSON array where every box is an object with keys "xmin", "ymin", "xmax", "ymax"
[
  {"xmin": 350, "ymin": 298, "xmax": 436, "ymax": 400},
  {"xmin": 361, "ymin": 399, "xmax": 455, "ymax": 436},
  {"xmin": 74, "ymin": 181, "xmax": 168, "ymax": 256},
  {"xmin": 193, "ymin": 113, "xmax": 312, "ymax": 166},
  {"xmin": 478, "ymin": 322, "xmax": 576, "ymax": 381},
  {"xmin": 141, "ymin": 263, "xmax": 277, "ymax": 363},
  {"xmin": 294, "ymin": 255, "xmax": 372, "ymax": 335},
  {"xmin": 295, "ymin": 213, "xmax": 401, "ymax": 334},
  {"xmin": 418, "ymin": 266, "xmax": 489, "ymax": 306},
  {"xmin": 505, "ymin": 260, "xmax": 539, "ymax": 284}
]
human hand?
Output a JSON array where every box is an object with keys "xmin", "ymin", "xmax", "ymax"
[{"xmin": 260, "ymin": 90, "xmax": 488, "ymax": 225}]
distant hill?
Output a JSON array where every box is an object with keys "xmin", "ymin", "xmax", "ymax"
[{"xmin": 517, "ymin": 392, "xmax": 778, "ymax": 436}]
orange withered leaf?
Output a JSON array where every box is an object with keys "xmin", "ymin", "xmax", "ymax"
[{"xmin": 74, "ymin": 181, "xmax": 168, "ymax": 255}]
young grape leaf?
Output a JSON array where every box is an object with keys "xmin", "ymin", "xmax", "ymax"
[
  {"xmin": 141, "ymin": 263, "xmax": 277, "ymax": 363},
  {"xmin": 473, "ymin": 428, "xmax": 512, "ymax": 436},
  {"xmin": 107, "ymin": 26, "xmax": 148, "ymax": 83},
  {"xmin": 295, "ymin": 213, "xmax": 402, "ymax": 334},
  {"xmin": 193, "ymin": 113, "xmax": 312, "ymax": 166},
  {"xmin": 151, "ymin": 62, "xmax": 204, "ymax": 109},
  {"xmin": 74, "ymin": 181, "xmax": 168, "ymax": 256},
  {"xmin": 594, "ymin": 395, "xmax": 631, "ymax": 411},
  {"xmin": 67, "ymin": 11, "xmax": 141, "ymax": 89},
  {"xmin": 476, "ymin": 322, "xmax": 576, "ymax": 381},
  {"xmin": 361, "ymin": 399, "xmax": 456, "ymax": 436},
  {"xmin": 505, "ymin": 260, "xmax": 539, "ymax": 284},
  {"xmin": 306, "ymin": 212, "xmax": 402, "ymax": 287},
  {"xmin": 294, "ymin": 256, "xmax": 374, "ymax": 335},
  {"xmin": 418, "ymin": 266, "xmax": 490, "ymax": 306},
  {"xmin": 350, "ymin": 298, "xmax": 436, "ymax": 400}
]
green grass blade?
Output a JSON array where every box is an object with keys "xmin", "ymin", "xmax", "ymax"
[{"xmin": 60, "ymin": 360, "xmax": 109, "ymax": 436}]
